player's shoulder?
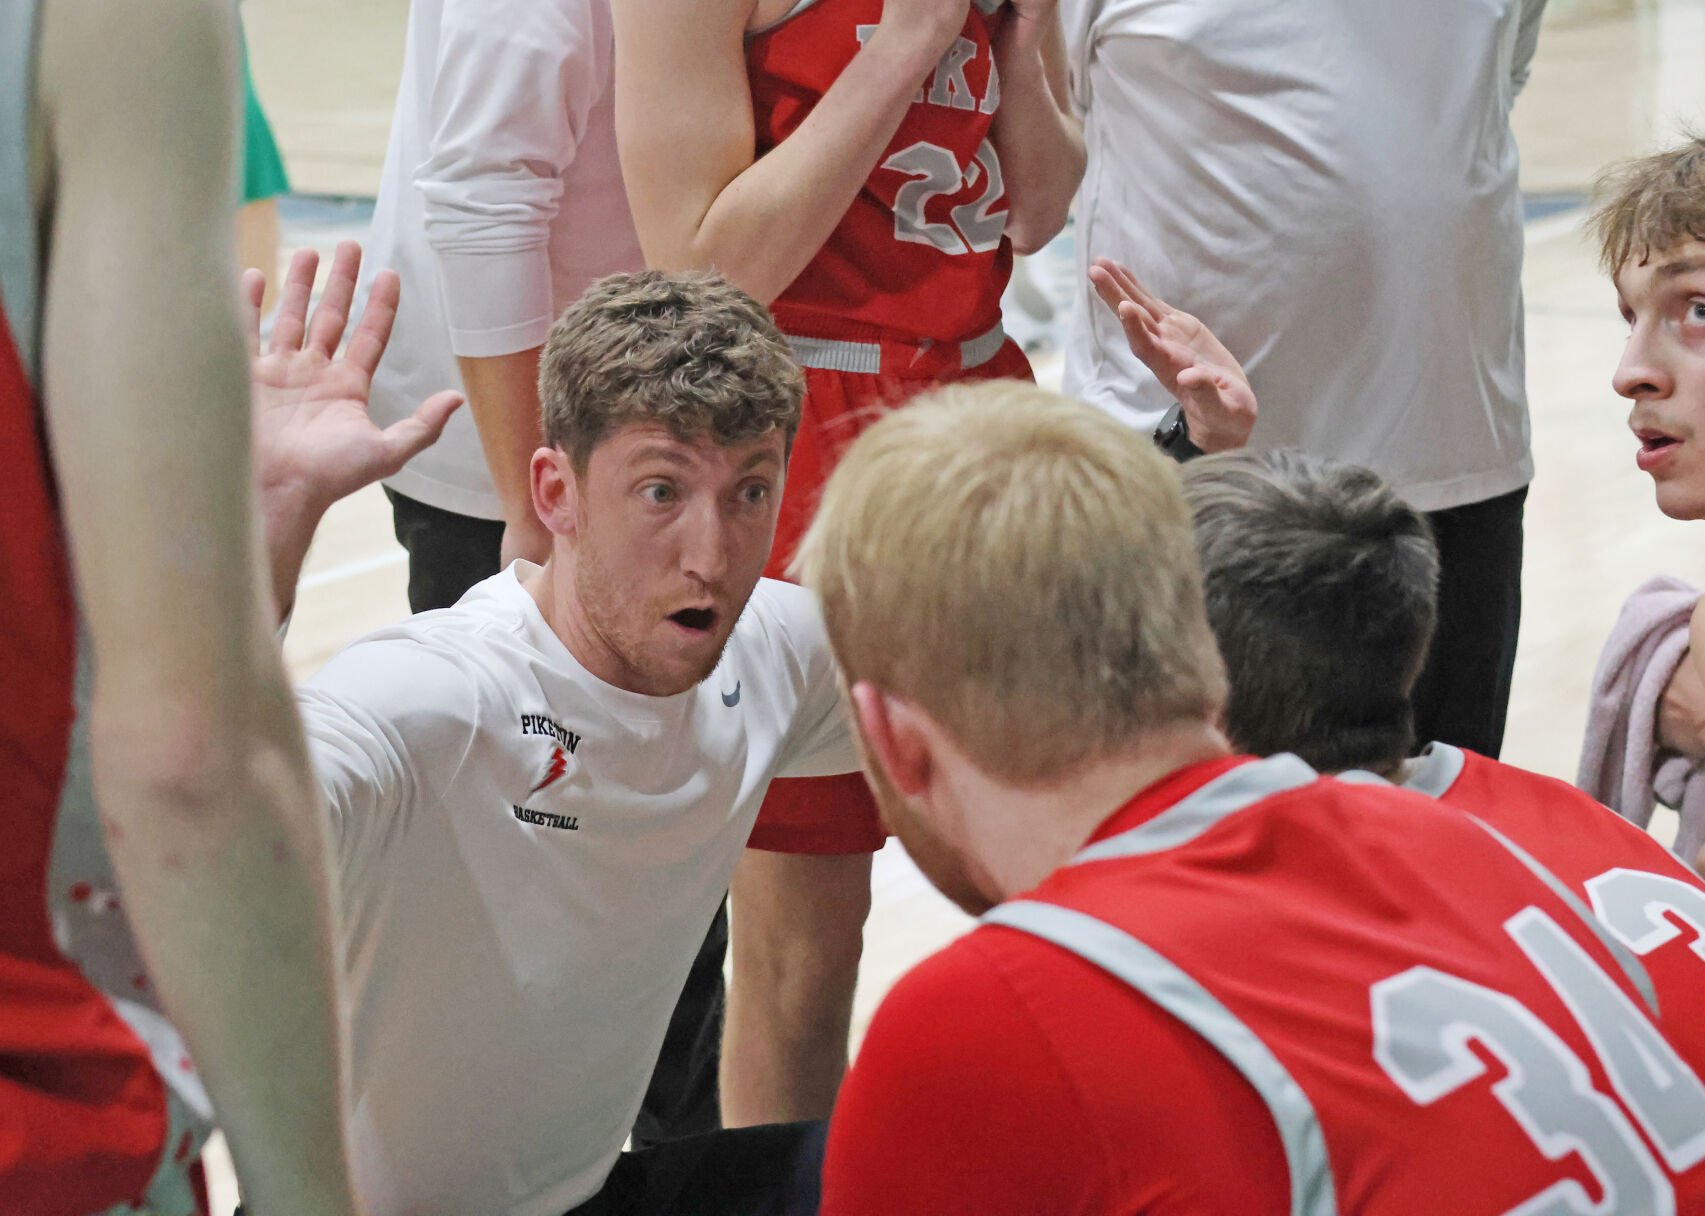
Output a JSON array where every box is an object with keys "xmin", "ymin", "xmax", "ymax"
[
  {"xmin": 1443, "ymin": 746, "xmax": 1612, "ymax": 815},
  {"xmin": 855, "ymin": 925, "xmax": 1076, "ymax": 1096}
]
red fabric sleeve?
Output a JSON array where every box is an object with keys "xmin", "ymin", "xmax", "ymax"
[{"xmin": 822, "ymin": 928, "xmax": 1292, "ymax": 1215}]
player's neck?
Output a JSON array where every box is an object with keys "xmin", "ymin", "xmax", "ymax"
[{"xmin": 964, "ymin": 721, "xmax": 1233, "ymax": 901}]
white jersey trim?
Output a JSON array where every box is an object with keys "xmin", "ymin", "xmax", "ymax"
[{"xmin": 1071, "ymin": 752, "xmax": 1318, "ymax": 864}]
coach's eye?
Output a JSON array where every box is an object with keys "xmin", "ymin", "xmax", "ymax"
[
  {"xmin": 739, "ymin": 481, "xmax": 771, "ymax": 506},
  {"xmin": 641, "ymin": 483, "xmax": 676, "ymax": 505},
  {"xmin": 1689, "ymin": 300, "xmax": 1705, "ymax": 326}
]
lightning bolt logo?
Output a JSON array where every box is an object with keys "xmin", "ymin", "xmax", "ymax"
[{"xmin": 530, "ymin": 745, "xmax": 571, "ymax": 795}]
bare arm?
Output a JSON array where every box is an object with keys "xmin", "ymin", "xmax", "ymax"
[
  {"xmin": 990, "ymin": 9, "xmax": 1084, "ymax": 255},
  {"xmin": 615, "ymin": 0, "xmax": 969, "ymax": 304},
  {"xmin": 723, "ymin": 849, "xmax": 871, "ymax": 1124},
  {"xmin": 419, "ymin": 4, "xmax": 595, "ymax": 563},
  {"xmin": 457, "ymin": 349, "xmax": 550, "ymax": 564},
  {"xmin": 37, "ymin": 2, "xmax": 361, "ymax": 1210}
]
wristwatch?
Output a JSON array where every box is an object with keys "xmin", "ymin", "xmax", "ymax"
[{"xmin": 1153, "ymin": 402, "xmax": 1205, "ymax": 463}]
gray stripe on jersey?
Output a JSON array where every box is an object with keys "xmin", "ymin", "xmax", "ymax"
[
  {"xmin": 984, "ymin": 899, "xmax": 1338, "ymax": 1216},
  {"xmin": 1071, "ymin": 752, "xmax": 1319, "ymax": 864},
  {"xmin": 1470, "ymin": 814, "xmax": 1663, "ymax": 1018},
  {"xmin": 0, "ymin": 0, "xmax": 41, "ymax": 384},
  {"xmin": 1401, "ymin": 742, "xmax": 1467, "ymax": 800}
]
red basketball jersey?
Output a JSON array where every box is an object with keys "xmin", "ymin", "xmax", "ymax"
[
  {"xmin": 0, "ymin": 301, "xmax": 179, "ymax": 1213},
  {"xmin": 1412, "ymin": 742, "xmax": 1705, "ymax": 1092},
  {"xmin": 991, "ymin": 755, "xmax": 1705, "ymax": 1213},
  {"xmin": 746, "ymin": 0, "xmax": 1014, "ymax": 343}
]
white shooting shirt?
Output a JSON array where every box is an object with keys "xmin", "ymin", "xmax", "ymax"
[
  {"xmin": 1061, "ymin": 0, "xmax": 1547, "ymax": 512},
  {"xmin": 360, "ymin": 0, "xmax": 642, "ymax": 519},
  {"xmin": 297, "ymin": 567, "xmax": 858, "ymax": 1215}
]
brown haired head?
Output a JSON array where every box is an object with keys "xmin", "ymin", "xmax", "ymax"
[
  {"xmin": 1591, "ymin": 133, "xmax": 1705, "ymax": 276},
  {"xmin": 538, "ymin": 270, "xmax": 804, "ymax": 471},
  {"xmin": 794, "ymin": 381, "xmax": 1228, "ymax": 786}
]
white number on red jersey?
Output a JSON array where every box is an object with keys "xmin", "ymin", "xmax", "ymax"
[
  {"xmin": 884, "ymin": 139, "xmax": 1007, "ymax": 256},
  {"xmin": 1586, "ymin": 868, "xmax": 1705, "ymax": 965},
  {"xmin": 1371, "ymin": 905, "xmax": 1705, "ymax": 1212}
]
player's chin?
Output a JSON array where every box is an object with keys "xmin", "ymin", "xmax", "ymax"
[
  {"xmin": 645, "ymin": 629, "xmax": 734, "ymax": 696},
  {"xmin": 1653, "ymin": 472, "xmax": 1705, "ymax": 522}
]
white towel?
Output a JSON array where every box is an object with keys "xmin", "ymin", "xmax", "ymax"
[{"xmin": 1577, "ymin": 575, "xmax": 1705, "ymax": 862}]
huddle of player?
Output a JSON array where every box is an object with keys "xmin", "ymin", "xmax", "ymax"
[{"xmin": 10, "ymin": 1, "xmax": 1705, "ymax": 1214}]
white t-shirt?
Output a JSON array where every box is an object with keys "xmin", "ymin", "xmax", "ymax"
[
  {"xmin": 360, "ymin": 0, "xmax": 642, "ymax": 519},
  {"xmin": 1060, "ymin": 0, "xmax": 1546, "ymax": 512},
  {"xmin": 297, "ymin": 566, "xmax": 858, "ymax": 1216}
]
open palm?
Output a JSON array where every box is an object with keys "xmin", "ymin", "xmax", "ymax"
[
  {"xmin": 1089, "ymin": 257, "xmax": 1257, "ymax": 453},
  {"xmin": 248, "ymin": 242, "xmax": 461, "ymax": 515}
]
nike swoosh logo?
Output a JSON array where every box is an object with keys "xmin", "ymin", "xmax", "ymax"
[{"xmin": 721, "ymin": 681, "xmax": 741, "ymax": 707}]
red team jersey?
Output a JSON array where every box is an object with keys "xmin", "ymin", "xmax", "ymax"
[
  {"xmin": 744, "ymin": 0, "xmax": 1034, "ymax": 854},
  {"xmin": 1, "ymin": 12, "xmax": 210, "ymax": 1205},
  {"xmin": 1412, "ymin": 743, "xmax": 1705, "ymax": 1091},
  {"xmin": 746, "ymin": 0, "xmax": 1014, "ymax": 345},
  {"xmin": 823, "ymin": 755, "xmax": 1705, "ymax": 1214},
  {"xmin": 0, "ymin": 305, "xmax": 173, "ymax": 1212}
]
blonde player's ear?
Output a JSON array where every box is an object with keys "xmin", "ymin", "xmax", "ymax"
[
  {"xmin": 851, "ymin": 682, "xmax": 932, "ymax": 796},
  {"xmin": 531, "ymin": 446, "xmax": 579, "ymax": 539}
]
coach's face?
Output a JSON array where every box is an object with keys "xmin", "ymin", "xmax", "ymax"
[{"xmin": 547, "ymin": 422, "xmax": 785, "ymax": 696}]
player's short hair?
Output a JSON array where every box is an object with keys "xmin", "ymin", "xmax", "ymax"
[
  {"xmin": 1590, "ymin": 133, "xmax": 1705, "ymax": 275},
  {"xmin": 538, "ymin": 270, "xmax": 804, "ymax": 471},
  {"xmin": 1181, "ymin": 450, "xmax": 1439, "ymax": 774},
  {"xmin": 794, "ymin": 382, "xmax": 1227, "ymax": 785}
]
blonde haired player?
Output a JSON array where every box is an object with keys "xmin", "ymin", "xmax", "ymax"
[{"xmin": 797, "ymin": 384, "xmax": 1705, "ymax": 1213}]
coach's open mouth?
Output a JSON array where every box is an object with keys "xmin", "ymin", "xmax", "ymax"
[{"xmin": 669, "ymin": 607, "xmax": 717, "ymax": 634}]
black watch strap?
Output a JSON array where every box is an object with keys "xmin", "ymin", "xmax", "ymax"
[{"xmin": 1152, "ymin": 402, "xmax": 1205, "ymax": 463}]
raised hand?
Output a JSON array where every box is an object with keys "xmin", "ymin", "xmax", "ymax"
[
  {"xmin": 247, "ymin": 241, "xmax": 463, "ymax": 518},
  {"xmin": 1089, "ymin": 257, "xmax": 1257, "ymax": 454}
]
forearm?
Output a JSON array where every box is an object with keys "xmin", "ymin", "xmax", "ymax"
[
  {"xmin": 38, "ymin": 3, "xmax": 362, "ymax": 1207},
  {"xmin": 723, "ymin": 978, "xmax": 853, "ymax": 1125},
  {"xmin": 457, "ymin": 348, "xmax": 545, "ymax": 527},
  {"xmin": 93, "ymin": 678, "xmax": 359, "ymax": 1216},
  {"xmin": 642, "ymin": 33, "xmax": 939, "ymax": 304},
  {"xmin": 261, "ymin": 483, "xmax": 328, "ymax": 623},
  {"xmin": 990, "ymin": 20, "xmax": 1084, "ymax": 255},
  {"xmin": 723, "ymin": 850, "xmax": 870, "ymax": 1124}
]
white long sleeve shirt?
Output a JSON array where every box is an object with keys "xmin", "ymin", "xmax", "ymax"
[
  {"xmin": 361, "ymin": 0, "xmax": 641, "ymax": 519},
  {"xmin": 1061, "ymin": 0, "xmax": 1548, "ymax": 512},
  {"xmin": 299, "ymin": 568, "xmax": 858, "ymax": 1215}
]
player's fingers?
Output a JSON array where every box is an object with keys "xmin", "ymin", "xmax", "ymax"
[
  {"xmin": 306, "ymin": 241, "xmax": 361, "ymax": 359},
  {"xmin": 268, "ymin": 248, "xmax": 319, "ymax": 355},
  {"xmin": 1117, "ymin": 301, "xmax": 1168, "ymax": 356},
  {"xmin": 1088, "ymin": 263, "xmax": 1131, "ymax": 314},
  {"xmin": 379, "ymin": 391, "xmax": 463, "ymax": 471},
  {"xmin": 1110, "ymin": 260, "xmax": 1170, "ymax": 318},
  {"xmin": 239, "ymin": 269, "xmax": 265, "ymax": 358},
  {"xmin": 1104, "ymin": 266, "xmax": 1163, "ymax": 328},
  {"xmin": 344, "ymin": 269, "xmax": 401, "ymax": 378}
]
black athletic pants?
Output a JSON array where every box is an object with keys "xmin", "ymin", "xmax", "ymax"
[
  {"xmin": 566, "ymin": 1121, "xmax": 827, "ymax": 1216},
  {"xmin": 385, "ymin": 488, "xmax": 727, "ymax": 1148},
  {"xmin": 1410, "ymin": 485, "xmax": 1527, "ymax": 759}
]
